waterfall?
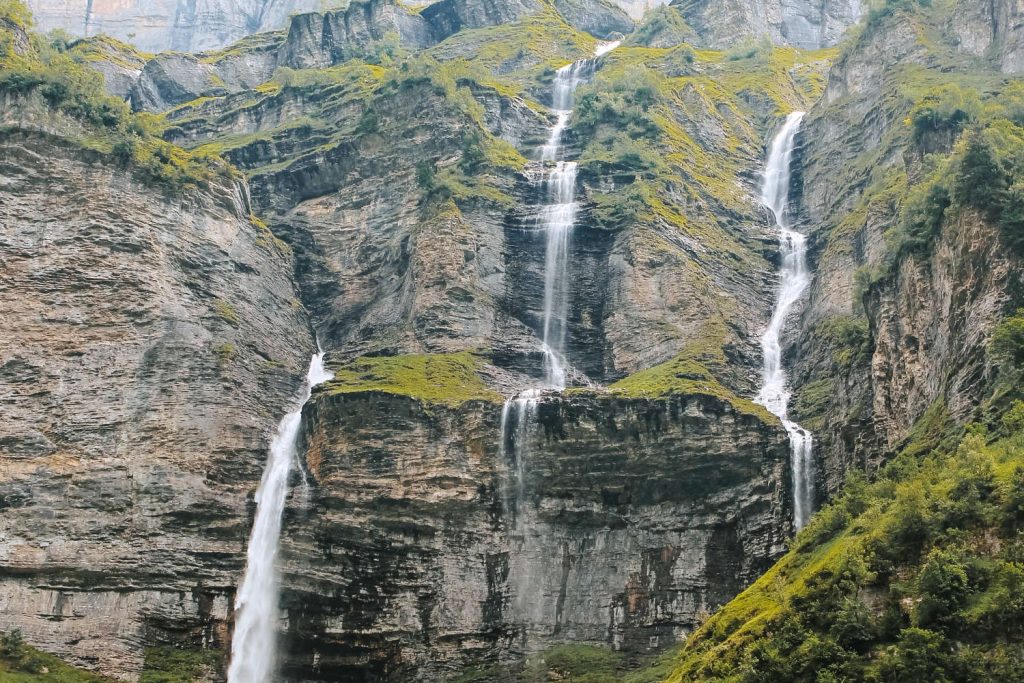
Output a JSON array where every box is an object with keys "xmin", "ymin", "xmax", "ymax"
[
  {"xmin": 498, "ymin": 390, "xmax": 539, "ymax": 523},
  {"xmin": 756, "ymin": 111, "xmax": 815, "ymax": 530},
  {"xmin": 228, "ymin": 352, "xmax": 333, "ymax": 683},
  {"xmin": 535, "ymin": 40, "xmax": 618, "ymax": 389},
  {"xmin": 496, "ymin": 43, "xmax": 620, "ymax": 642}
]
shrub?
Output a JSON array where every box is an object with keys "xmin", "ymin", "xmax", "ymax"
[
  {"xmin": 991, "ymin": 310, "xmax": 1024, "ymax": 369},
  {"xmin": 954, "ymin": 129, "xmax": 1005, "ymax": 212},
  {"xmin": 915, "ymin": 549, "xmax": 970, "ymax": 629},
  {"xmin": 877, "ymin": 628, "xmax": 951, "ymax": 683},
  {"xmin": 911, "ymin": 84, "xmax": 980, "ymax": 148},
  {"xmin": 0, "ymin": 0, "xmax": 33, "ymax": 28}
]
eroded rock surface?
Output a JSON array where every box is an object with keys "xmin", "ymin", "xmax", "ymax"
[
  {"xmin": 275, "ymin": 389, "xmax": 789, "ymax": 679},
  {"xmin": 672, "ymin": 0, "xmax": 863, "ymax": 49},
  {"xmin": 0, "ymin": 96, "xmax": 313, "ymax": 678}
]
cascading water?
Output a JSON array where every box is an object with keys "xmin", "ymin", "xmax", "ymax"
[
  {"xmin": 227, "ymin": 352, "xmax": 333, "ymax": 683},
  {"xmin": 497, "ymin": 41, "xmax": 621, "ymax": 538},
  {"xmin": 497, "ymin": 44, "xmax": 620, "ymax": 639},
  {"xmin": 756, "ymin": 111, "xmax": 814, "ymax": 530},
  {"xmin": 535, "ymin": 41, "xmax": 618, "ymax": 389},
  {"xmin": 539, "ymin": 160, "xmax": 577, "ymax": 390}
]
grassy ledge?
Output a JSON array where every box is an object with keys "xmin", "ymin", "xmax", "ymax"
[
  {"xmin": 609, "ymin": 354, "xmax": 776, "ymax": 424},
  {"xmin": 322, "ymin": 352, "xmax": 502, "ymax": 407}
]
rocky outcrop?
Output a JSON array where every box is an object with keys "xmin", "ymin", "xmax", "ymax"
[
  {"xmin": 421, "ymin": 0, "xmax": 544, "ymax": 39},
  {"xmin": 671, "ymin": 0, "xmax": 863, "ymax": 49},
  {"xmin": 274, "ymin": 388, "xmax": 790, "ymax": 680},
  {"xmin": 0, "ymin": 97, "xmax": 313, "ymax": 678},
  {"xmin": 552, "ymin": 0, "xmax": 636, "ymax": 38},
  {"xmin": 950, "ymin": 0, "xmax": 1024, "ymax": 73},
  {"xmin": 130, "ymin": 53, "xmax": 230, "ymax": 111},
  {"xmin": 25, "ymin": 0, "xmax": 321, "ymax": 52},
  {"xmin": 277, "ymin": 0, "xmax": 434, "ymax": 70},
  {"xmin": 867, "ymin": 210, "xmax": 1021, "ymax": 449}
]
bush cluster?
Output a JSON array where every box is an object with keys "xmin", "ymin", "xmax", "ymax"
[{"xmin": 0, "ymin": 1, "xmax": 230, "ymax": 191}]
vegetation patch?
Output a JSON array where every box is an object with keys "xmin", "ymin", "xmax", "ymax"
[
  {"xmin": 664, "ymin": 302, "xmax": 1024, "ymax": 681},
  {"xmin": 0, "ymin": 2, "xmax": 236, "ymax": 191},
  {"xmin": 609, "ymin": 337, "xmax": 775, "ymax": 424},
  {"xmin": 324, "ymin": 352, "xmax": 501, "ymax": 406},
  {"xmin": 139, "ymin": 646, "xmax": 222, "ymax": 683},
  {"xmin": 0, "ymin": 631, "xmax": 114, "ymax": 682},
  {"xmin": 453, "ymin": 643, "xmax": 677, "ymax": 682}
]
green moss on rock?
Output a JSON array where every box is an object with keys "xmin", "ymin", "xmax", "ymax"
[
  {"xmin": 0, "ymin": 632, "xmax": 115, "ymax": 682},
  {"xmin": 609, "ymin": 353, "xmax": 774, "ymax": 423},
  {"xmin": 324, "ymin": 352, "xmax": 501, "ymax": 406}
]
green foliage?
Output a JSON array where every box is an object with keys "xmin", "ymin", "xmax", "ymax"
[
  {"xmin": 876, "ymin": 628, "xmax": 951, "ymax": 683},
  {"xmin": 915, "ymin": 548, "xmax": 971, "ymax": 629},
  {"xmin": 0, "ymin": 16, "xmax": 231, "ymax": 191},
  {"xmin": 455, "ymin": 644, "xmax": 676, "ymax": 683},
  {"xmin": 990, "ymin": 310, "xmax": 1024, "ymax": 392},
  {"xmin": 0, "ymin": 0, "xmax": 32, "ymax": 29},
  {"xmin": 865, "ymin": 0, "xmax": 931, "ymax": 31},
  {"xmin": 354, "ymin": 106, "xmax": 379, "ymax": 135},
  {"xmin": 953, "ymin": 129, "xmax": 1005, "ymax": 210},
  {"xmin": 212, "ymin": 299, "xmax": 240, "ymax": 326},
  {"xmin": 215, "ymin": 342, "xmax": 237, "ymax": 363},
  {"xmin": 0, "ymin": 631, "xmax": 115, "ymax": 682},
  {"xmin": 667, "ymin": 370, "xmax": 1024, "ymax": 682},
  {"xmin": 911, "ymin": 84, "xmax": 980, "ymax": 147},
  {"xmin": 573, "ymin": 65, "xmax": 665, "ymax": 142},
  {"xmin": 608, "ymin": 343, "xmax": 775, "ymax": 423},
  {"xmin": 415, "ymin": 159, "xmax": 436, "ymax": 194},
  {"xmin": 139, "ymin": 646, "xmax": 221, "ymax": 683},
  {"xmin": 324, "ymin": 352, "xmax": 501, "ymax": 406}
]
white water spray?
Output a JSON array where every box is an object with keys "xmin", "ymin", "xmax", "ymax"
[
  {"xmin": 535, "ymin": 41, "xmax": 618, "ymax": 389},
  {"xmin": 499, "ymin": 41, "xmax": 620, "ymax": 526},
  {"xmin": 756, "ymin": 111, "xmax": 815, "ymax": 530},
  {"xmin": 228, "ymin": 352, "xmax": 333, "ymax": 683}
]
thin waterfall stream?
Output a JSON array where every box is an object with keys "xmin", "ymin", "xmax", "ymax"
[
  {"xmin": 228, "ymin": 351, "xmax": 333, "ymax": 683},
  {"xmin": 499, "ymin": 42, "xmax": 620, "ymax": 526},
  {"xmin": 756, "ymin": 111, "xmax": 815, "ymax": 530}
]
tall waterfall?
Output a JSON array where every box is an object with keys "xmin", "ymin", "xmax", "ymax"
[
  {"xmin": 756, "ymin": 111, "xmax": 815, "ymax": 530},
  {"xmin": 536, "ymin": 41, "xmax": 618, "ymax": 389},
  {"xmin": 499, "ymin": 41, "xmax": 619, "ymax": 525},
  {"xmin": 228, "ymin": 352, "xmax": 333, "ymax": 683}
]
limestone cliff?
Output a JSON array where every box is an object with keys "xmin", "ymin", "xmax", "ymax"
[
  {"xmin": 671, "ymin": 0, "xmax": 863, "ymax": 49},
  {"xmin": 25, "ymin": 0, "xmax": 322, "ymax": 52},
  {"xmin": 0, "ymin": 105, "xmax": 314, "ymax": 678},
  {"xmin": 273, "ymin": 388, "xmax": 789, "ymax": 679}
]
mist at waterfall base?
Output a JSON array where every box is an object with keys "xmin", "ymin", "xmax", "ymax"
[
  {"xmin": 756, "ymin": 111, "xmax": 815, "ymax": 530},
  {"xmin": 227, "ymin": 353, "xmax": 333, "ymax": 683},
  {"xmin": 496, "ymin": 43, "xmax": 618, "ymax": 635}
]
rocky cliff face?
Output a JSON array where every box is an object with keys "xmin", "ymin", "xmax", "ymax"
[
  {"xmin": 0, "ymin": 0, "xmax": 894, "ymax": 680},
  {"xmin": 274, "ymin": 389, "xmax": 788, "ymax": 680},
  {"xmin": 671, "ymin": 0, "xmax": 862, "ymax": 49},
  {"xmin": 950, "ymin": 0, "xmax": 1024, "ymax": 73},
  {"xmin": 25, "ymin": 0, "xmax": 321, "ymax": 52},
  {"xmin": 0, "ymin": 94, "xmax": 314, "ymax": 678},
  {"xmin": 788, "ymin": 1, "xmax": 1024, "ymax": 499}
]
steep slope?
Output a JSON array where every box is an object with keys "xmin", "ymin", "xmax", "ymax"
[
  {"xmin": 660, "ymin": 1, "xmax": 1024, "ymax": 679},
  {"xmin": 789, "ymin": 0, "xmax": 1024, "ymax": 497},
  {"xmin": 25, "ymin": 0, "xmax": 323, "ymax": 52},
  {"xmin": 0, "ymin": 10, "xmax": 315, "ymax": 680},
  {"xmin": 671, "ymin": 0, "xmax": 863, "ymax": 50}
]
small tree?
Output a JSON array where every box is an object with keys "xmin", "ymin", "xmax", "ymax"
[
  {"xmin": 954, "ymin": 130, "xmax": 1005, "ymax": 212},
  {"xmin": 915, "ymin": 549, "xmax": 970, "ymax": 629}
]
